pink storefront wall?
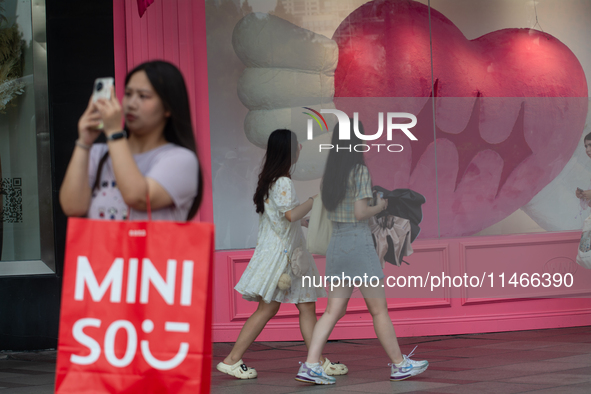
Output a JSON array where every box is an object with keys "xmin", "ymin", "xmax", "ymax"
[{"xmin": 113, "ymin": 0, "xmax": 591, "ymax": 343}]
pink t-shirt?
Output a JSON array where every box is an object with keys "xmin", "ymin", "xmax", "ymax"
[{"xmin": 87, "ymin": 143, "xmax": 199, "ymax": 221}]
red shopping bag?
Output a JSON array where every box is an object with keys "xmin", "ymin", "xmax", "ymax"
[{"xmin": 55, "ymin": 218, "xmax": 214, "ymax": 393}]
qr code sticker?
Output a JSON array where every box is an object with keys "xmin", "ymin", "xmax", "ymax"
[{"xmin": 1, "ymin": 178, "xmax": 23, "ymax": 223}]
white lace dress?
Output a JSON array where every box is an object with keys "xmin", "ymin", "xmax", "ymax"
[{"xmin": 235, "ymin": 177, "xmax": 326, "ymax": 303}]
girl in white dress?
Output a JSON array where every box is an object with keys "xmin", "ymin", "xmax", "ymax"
[
  {"xmin": 576, "ymin": 132, "xmax": 591, "ymax": 204},
  {"xmin": 217, "ymin": 129, "xmax": 347, "ymax": 379}
]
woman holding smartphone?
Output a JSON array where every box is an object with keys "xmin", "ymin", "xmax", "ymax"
[
  {"xmin": 295, "ymin": 121, "xmax": 428, "ymax": 385},
  {"xmin": 60, "ymin": 61, "xmax": 201, "ymax": 221}
]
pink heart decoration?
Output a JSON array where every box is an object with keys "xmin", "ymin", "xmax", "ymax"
[{"xmin": 333, "ymin": 0, "xmax": 588, "ymax": 237}]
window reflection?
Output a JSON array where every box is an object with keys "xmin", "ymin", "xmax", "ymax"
[{"xmin": 0, "ymin": 0, "xmax": 42, "ymax": 262}]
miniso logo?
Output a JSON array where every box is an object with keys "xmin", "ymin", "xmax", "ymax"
[{"xmin": 304, "ymin": 108, "xmax": 418, "ymax": 152}]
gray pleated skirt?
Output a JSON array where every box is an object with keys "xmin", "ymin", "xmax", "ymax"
[{"xmin": 325, "ymin": 222, "xmax": 385, "ymax": 281}]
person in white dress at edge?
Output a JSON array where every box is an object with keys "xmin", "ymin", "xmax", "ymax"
[
  {"xmin": 576, "ymin": 133, "xmax": 591, "ymax": 205},
  {"xmin": 295, "ymin": 121, "xmax": 429, "ymax": 385},
  {"xmin": 60, "ymin": 61, "xmax": 201, "ymax": 222},
  {"xmin": 217, "ymin": 129, "xmax": 348, "ymax": 379}
]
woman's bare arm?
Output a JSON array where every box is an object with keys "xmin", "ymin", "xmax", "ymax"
[
  {"xmin": 95, "ymin": 88, "xmax": 174, "ymax": 211},
  {"xmin": 285, "ymin": 197, "xmax": 315, "ymax": 222}
]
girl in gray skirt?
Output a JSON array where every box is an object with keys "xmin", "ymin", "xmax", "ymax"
[{"xmin": 295, "ymin": 122, "xmax": 429, "ymax": 385}]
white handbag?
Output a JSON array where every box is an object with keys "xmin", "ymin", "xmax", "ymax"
[
  {"xmin": 306, "ymin": 193, "xmax": 333, "ymax": 255},
  {"xmin": 576, "ymin": 214, "xmax": 591, "ymax": 269}
]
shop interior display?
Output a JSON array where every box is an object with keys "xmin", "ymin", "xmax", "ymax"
[
  {"xmin": 0, "ymin": 0, "xmax": 26, "ymax": 259},
  {"xmin": 0, "ymin": 0, "xmax": 40, "ymax": 261},
  {"xmin": 0, "ymin": 0, "xmax": 25, "ymax": 112}
]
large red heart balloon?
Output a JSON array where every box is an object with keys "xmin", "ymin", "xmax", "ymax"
[{"xmin": 332, "ymin": 0, "xmax": 588, "ymax": 237}]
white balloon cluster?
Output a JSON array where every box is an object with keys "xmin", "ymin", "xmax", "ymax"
[{"xmin": 232, "ymin": 12, "xmax": 339, "ymax": 180}]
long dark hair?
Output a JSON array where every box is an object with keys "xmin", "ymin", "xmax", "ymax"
[
  {"xmin": 253, "ymin": 129, "xmax": 298, "ymax": 214},
  {"xmin": 322, "ymin": 119, "xmax": 368, "ymax": 211},
  {"xmin": 92, "ymin": 60, "xmax": 202, "ymax": 220}
]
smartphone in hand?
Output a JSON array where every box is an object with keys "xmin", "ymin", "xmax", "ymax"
[
  {"xmin": 91, "ymin": 77, "xmax": 114, "ymax": 130},
  {"xmin": 92, "ymin": 77, "xmax": 114, "ymax": 102},
  {"xmin": 372, "ymin": 190, "xmax": 384, "ymax": 206}
]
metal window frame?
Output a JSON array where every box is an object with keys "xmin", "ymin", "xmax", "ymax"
[{"xmin": 0, "ymin": 0, "xmax": 55, "ymax": 277}]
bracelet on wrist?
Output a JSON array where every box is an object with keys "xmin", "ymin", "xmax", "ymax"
[{"xmin": 75, "ymin": 140, "xmax": 91, "ymax": 150}]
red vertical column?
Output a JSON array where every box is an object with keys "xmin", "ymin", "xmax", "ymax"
[{"xmin": 189, "ymin": 0, "xmax": 213, "ymax": 224}]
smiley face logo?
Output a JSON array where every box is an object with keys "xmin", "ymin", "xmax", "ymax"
[{"xmin": 140, "ymin": 319, "xmax": 189, "ymax": 370}]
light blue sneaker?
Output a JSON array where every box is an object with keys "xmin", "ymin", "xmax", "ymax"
[
  {"xmin": 390, "ymin": 346, "xmax": 428, "ymax": 381},
  {"xmin": 295, "ymin": 361, "xmax": 337, "ymax": 385}
]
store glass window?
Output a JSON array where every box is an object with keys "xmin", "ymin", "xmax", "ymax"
[
  {"xmin": 205, "ymin": 0, "xmax": 590, "ymax": 249},
  {"xmin": 428, "ymin": 0, "xmax": 590, "ymax": 238},
  {"xmin": 0, "ymin": 0, "xmax": 53, "ymax": 275}
]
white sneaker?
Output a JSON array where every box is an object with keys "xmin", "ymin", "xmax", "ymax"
[
  {"xmin": 389, "ymin": 346, "xmax": 428, "ymax": 381},
  {"xmin": 295, "ymin": 361, "xmax": 336, "ymax": 385}
]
